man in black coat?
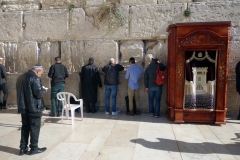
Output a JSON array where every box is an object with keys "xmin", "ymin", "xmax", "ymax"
[
  {"xmin": 0, "ymin": 57, "xmax": 10, "ymax": 109},
  {"xmin": 235, "ymin": 61, "xmax": 240, "ymax": 120},
  {"xmin": 81, "ymin": 58, "xmax": 102, "ymax": 113},
  {"xmin": 16, "ymin": 64, "xmax": 48, "ymax": 155}
]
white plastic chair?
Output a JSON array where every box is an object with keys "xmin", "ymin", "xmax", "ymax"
[{"xmin": 56, "ymin": 92, "xmax": 83, "ymax": 125}]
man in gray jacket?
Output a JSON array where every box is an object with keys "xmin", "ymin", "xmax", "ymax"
[{"xmin": 144, "ymin": 56, "xmax": 166, "ymax": 118}]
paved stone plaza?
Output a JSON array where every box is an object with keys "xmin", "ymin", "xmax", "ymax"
[{"xmin": 0, "ymin": 109, "xmax": 240, "ymax": 160}]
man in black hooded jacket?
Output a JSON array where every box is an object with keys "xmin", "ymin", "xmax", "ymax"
[
  {"xmin": 16, "ymin": 64, "xmax": 48, "ymax": 155},
  {"xmin": 235, "ymin": 61, "xmax": 240, "ymax": 120}
]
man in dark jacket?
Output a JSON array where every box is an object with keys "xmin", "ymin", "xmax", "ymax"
[
  {"xmin": 0, "ymin": 58, "xmax": 10, "ymax": 109},
  {"xmin": 144, "ymin": 56, "xmax": 166, "ymax": 118},
  {"xmin": 81, "ymin": 57, "xmax": 102, "ymax": 113},
  {"xmin": 235, "ymin": 61, "xmax": 240, "ymax": 120},
  {"xmin": 102, "ymin": 58, "xmax": 124, "ymax": 116},
  {"xmin": 16, "ymin": 64, "xmax": 48, "ymax": 155},
  {"xmin": 48, "ymin": 57, "xmax": 69, "ymax": 117}
]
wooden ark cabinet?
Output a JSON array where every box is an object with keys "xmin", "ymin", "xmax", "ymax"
[{"xmin": 166, "ymin": 22, "xmax": 231, "ymax": 124}]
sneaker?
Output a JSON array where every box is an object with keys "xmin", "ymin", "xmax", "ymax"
[
  {"xmin": 105, "ymin": 111, "xmax": 109, "ymax": 115},
  {"xmin": 112, "ymin": 111, "xmax": 119, "ymax": 116},
  {"xmin": 149, "ymin": 113, "xmax": 154, "ymax": 117},
  {"xmin": 154, "ymin": 115, "xmax": 160, "ymax": 118}
]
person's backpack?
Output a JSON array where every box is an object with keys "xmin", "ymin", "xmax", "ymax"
[
  {"xmin": 155, "ymin": 65, "xmax": 166, "ymax": 85},
  {"xmin": 106, "ymin": 65, "xmax": 117, "ymax": 84}
]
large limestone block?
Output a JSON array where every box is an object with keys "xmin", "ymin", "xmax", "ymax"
[
  {"xmin": 145, "ymin": 40, "xmax": 168, "ymax": 66},
  {"xmin": 3, "ymin": 43, "xmax": 18, "ymax": 73},
  {"xmin": 86, "ymin": 0, "xmax": 105, "ymax": 6},
  {"xmin": 5, "ymin": 74, "xmax": 20, "ymax": 107},
  {"xmin": 84, "ymin": 40, "xmax": 118, "ymax": 68},
  {"xmin": 40, "ymin": 42, "xmax": 60, "ymax": 73},
  {"xmin": 41, "ymin": 0, "xmax": 83, "ymax": 10},
  {"xmin": 131, "ymin": 3, "xmax": 186, "ymax": 39},
  {"xmin": 70, "ymin": 7, "xmax": 129, "ymax": 40},
  {"xmin": 228, "ymin": 41, "xmax": 240, "ymax": 80},
  {"xmin": 227, "ymin": 80, "xmax": 239, "ymax": 117},
  {"xmin": 70, "ymin": 41, "xmax": 84, "ymax": 72},
  {"xmin": 188, "ymin": 2, "xmax": 240, "ymax": 38},
  {"xmin": 158, "ymin": 0, "xmax": 191, "ymax": 3},
  {"xmin": 121, "ymin": 0, "xmax": 157, "ymax": 5},
  {"xmin": 61, "ymin": 41, "xmax": 73, "ymax": 73},
  {"xmin": 24, "ymin": 10, "xmax": 69, "ymax": 41},
  {"xmin": 0, "ymin": 12, "xmax": 23, "ymax": 42},
  {"xmin": 2, "ymin": 1, "xmax": 40, "ymax": 12},
  {"xmin": 120, "ymin": 40, "xmax": 144, "ymax": 68},
  {"xmin": 17, "ymin": 42, "xmax": 38, "ymax": 73}
]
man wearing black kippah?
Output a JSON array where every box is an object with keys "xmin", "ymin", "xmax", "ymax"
[
  {"xmin": 48, "ymin": 57, "xmax": 69, "ymax": 117},
  {"xmin": 16, "ymin": 64, "xmax": 48, "ymax": 155}
]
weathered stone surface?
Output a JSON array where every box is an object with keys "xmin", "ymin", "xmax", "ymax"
[
  {"xmin": 227, "ymin": 80, "xmax": 239, "ymax": 117},
  {"xmin": 188, "ymin": 2, "xmax": 240, "ymax": 40},
  {"xmin": 120, "ymin": 40, "xmax": 144, "ymax": 68},
  {"xmin": 2, "ymin": 4, "xmax": 40, "ymax": 12},
  {"xmin": 61, "ymin": 41, "xmax": 73, "ymax": 73},
  {"xmin": 146, "ymin": 40, "xmax": 168, "ymax": 66},
  {"xmin": 17, "ymin": 42, "xmax": 38, "ymax": 73},
  {"xmin": 131, "ymin": 3, "xmax": 186, "ymax": 39},
  {"xmin": 3, "ymin": 43, "xmax": 18, "ymax": 73},
  {"xmin": 40, "ymin": 42, "xmax": 60, "ymax": 73},
  {"xmin": 84, "ymin": 40, "xmax": 118, "ymax": 69},
  {"xmin": 86, "ymin": 0, "xmax": 105, "ymax": 6},
  {"xmin": 41, "ymin": 0, "xmax": 83, "ymax": 10},
  {"xmin": 0, "ymin": 43, "xmax": 5, "ymax": 59},
  {"xmin": 121, "ymin": 0, "xmax": 157, "ymax": 5},
  {"xmin": 24, "ymin": 10, "xmax": 69, "ymax": 41},
  {"xmin": 70, "ymin": 41, "xmax": 84, "ymax": 72},
  {"xmin": 0, "ymin": 12, "xmax": 23, "ymax": 42},
  {"xmin": 5, "ymin": 74, "xmax": 20, "ymax": 107},
  {"xmin": 228, "ymin": 41, "xmax": 240, "ymax": 80},
  {"xmin": 70, "ymin": 7, "xmax": 129, "ymax": 40}
]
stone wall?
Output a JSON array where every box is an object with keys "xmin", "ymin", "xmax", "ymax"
[{"xmin": 1, "ymin": 0, "xmax": 240, "ymax": 116}]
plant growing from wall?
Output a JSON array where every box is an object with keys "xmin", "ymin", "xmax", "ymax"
[
  {"xmin": 68, "ymin": 4, "xmax": 74, "ymax": 11},
  {"xmin": 1, "ymin": 1, "xmax": 7, "ymax": 6},
  {"xmin": 184, "ymin": 4, "xmax": 191, "ymax": 17},
  {"xmin": 95, "ymin": 2, "xmax": 128, "ymax": 29}
]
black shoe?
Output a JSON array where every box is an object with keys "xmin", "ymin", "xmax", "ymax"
[
  {"xmin": 19, "ymin": 147, "xmax": 28, "ymax": 156},
  {"xmin": 149, "ymin": 113, "xmax": 154, "ymax": 117},
  {"xmin": 86, "ymin": 109, "xmax": 92, "ymax": 113},
  {"xmin": 57, "ymin": 112, "xmax": 61, "ymax": 117},
  {"xmin": 29, "ymin": 147, "xmax": 47, "ymax": 155},
  {"xmin": 49, "ymin": 113, "xmax": 56, "ymax": 117},
  {"xmin": 92, "ymin": 109, "xmax": 97, "ymax": 113}
]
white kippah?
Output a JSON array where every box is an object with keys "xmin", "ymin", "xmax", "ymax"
[
  {"xmin": 109, "ymin": 58, "xmax": 114, "ymax": 63},
  {"xmin": 0, "ymin": 57, "xmax": 3, "ymax": 60},
  {"xmin": 32, "ymin": 64, "xmax": 43, "ymax": 70}
]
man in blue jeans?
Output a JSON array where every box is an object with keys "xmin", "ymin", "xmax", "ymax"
[
  {"xmin": 144, "ymin": 56, "xmax": 166, "ymax": 118},
  {"xmin": 48, "ymin": 57, "xmax": 69, "ymax": 117},
  {"xmin": 102, "ymin": 58, "xmax": 124, "ymax": 116}
]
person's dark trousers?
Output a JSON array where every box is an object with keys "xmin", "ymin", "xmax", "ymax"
[
  {"xmin": 20, "ymin": 114, "xmax": 41, "ymax": 150},
  {"xmin": 50, "ymin": 84, "xmax": 65, "ymax": 115},
  {"xmin": 237, "ymin": 107, "xmax": 240, "ymax": 120},
  {"xmin": 0, "ymin": 83, "xmax": 8, "ymax": 109}
]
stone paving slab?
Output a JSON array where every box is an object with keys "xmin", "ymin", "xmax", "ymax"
[{"xmin": 0, "ymin": 109, "xmax": 240, "ymax": 160}]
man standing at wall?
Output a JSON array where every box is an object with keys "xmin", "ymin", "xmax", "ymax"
[
  {"xmin": 235, "ymin": 61, "xmax": 240, "ymax": 120},
  {"xmin": 125, "ymin": 57, "xmax": 143, "ymax": 115},
  {"xmin": 144, "ymin": 56, "xmax": 166, "ymax": 118},
  {"xmin": 102, "ymin": 58, "xmax": 124, "ymax": 116},
  {"xmin": 48, "ymin": 57, "xmax": 69, "ymax": 117},
  {"xmin": 81, "ymin": 57, "xmax": 102, "ymax": 113},
  {"xmin": 16, "ymin": 64, "xmax": 48, "ymax": 155},
  {"xmin": 0, "ymin": 58, "xmax": 10, "ymax": 109}
]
